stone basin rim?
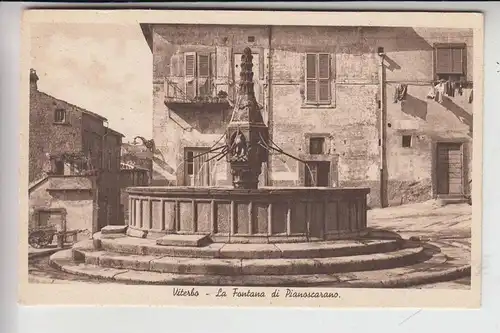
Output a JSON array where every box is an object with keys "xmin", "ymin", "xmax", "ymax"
[{"xmin": 126, "ymin": 186, "xmax": 371, "ymax": 195}]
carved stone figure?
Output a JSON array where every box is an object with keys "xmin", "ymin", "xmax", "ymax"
[{"xmin": 230, "ymin": 129, "xmax": 247, "ymax": 158}]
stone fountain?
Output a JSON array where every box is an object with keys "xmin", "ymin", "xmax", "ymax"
[
  {"xmin": 123, "ymin": 47, "xmax": 369, "ymax": 244},
  {"xmin": 49, "ymin": 47, "xmax": 470, "ymax": 287}
]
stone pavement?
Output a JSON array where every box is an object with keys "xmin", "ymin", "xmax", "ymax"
[
  {"xmin": 368, "ymin": 200, "xmax": 472, "ymax": 289},
  {"xmin": 368, "ymin": 200, "xmax": 471, "ymax": 240},
  {"xmin": 28, "ymin": 246, "xmax": 63, "ymax": 259}
]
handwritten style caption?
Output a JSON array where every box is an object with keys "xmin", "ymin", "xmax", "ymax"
[{"xmin": 173, "ymin": 287, "xmax": 340, "ymax": 299}]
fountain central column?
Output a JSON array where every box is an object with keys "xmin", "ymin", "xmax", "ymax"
[{"xmin": 225, "ymin": 47, "xmax": 269, "ymax": 189}]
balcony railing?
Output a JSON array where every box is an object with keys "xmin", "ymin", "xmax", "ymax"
[
  {"xmin": 164, "ymin": 79, "xmax": 265, "ymax": 112},
  {"xmin": 164, "ymin": 79, "xmax": 230, "ymax": 108}
]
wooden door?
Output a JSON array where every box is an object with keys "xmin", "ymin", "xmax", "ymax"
[
  {"xmin": 436, "ymin": 142, "xmax": 464, "ymax": 195},
  {"xmin": 184, "ymin": 148, "xmax": 210, "ymax": 186},
  {"xmin": 305, "ymin": 161, "xmax": 330, "ymax": 187}
]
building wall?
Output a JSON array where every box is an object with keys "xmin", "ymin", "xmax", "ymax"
[
  {"xmin": 383, "ymin": 28, "xmax": 473, "ymax": 205},
  {"xmin": 29, "ymin": 176, "xmax": 96, "ymax": 238},
  {"xmin": 29, "ymin": 88, "xmax": 83, "ymax": 182},
  {"xmin": 29, "ymin": 79, "xmax": 124, "ymax": 229},
  {"xmin": 268, "ymin": 26, "xmax": 381, "ymax": 205},
  {"xmin": 148, "ymin": 25, "xmax": 474, "ymax": 207}
]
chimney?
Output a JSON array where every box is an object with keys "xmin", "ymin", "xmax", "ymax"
[{"xmin": 30, "ymin": 68, "xmax": 39, "ymax": 91}]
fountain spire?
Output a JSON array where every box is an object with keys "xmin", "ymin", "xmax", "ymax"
[{"xmin": 226, "ymin": 47, "xmax": 269, "ymax": 189}]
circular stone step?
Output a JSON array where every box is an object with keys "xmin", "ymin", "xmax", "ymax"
[
  {"xmin": 49, "ymin": 249, "xmax": 470, "ymax": 288},
  {"xmin": 70, "ymin": 246, "xmax": 427, "ymax": 276},
  {"xmin": 89, "ymin": 233, "xmax": 404, "ymax": 259}
]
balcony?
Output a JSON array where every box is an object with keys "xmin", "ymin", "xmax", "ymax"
[{"xmin": 164, "ymin": 79, "xmax": 230, "ymax": 111}]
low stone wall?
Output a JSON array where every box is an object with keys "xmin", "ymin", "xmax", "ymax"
[{"xmin": 126, "ymin": 186, "xmax": 370, "ymax": 243}]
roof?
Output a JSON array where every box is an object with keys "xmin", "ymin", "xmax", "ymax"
[
  {"xmin": 106, "ymin": 127, "xmax": 125, "ymax": 138},
  {"xmin": 140, "ymin": 23, "xmax": 153, "ymax": 53},
  {"xmin": 38, "ymin": 91, "xmax": 108, "ymax": 122}
]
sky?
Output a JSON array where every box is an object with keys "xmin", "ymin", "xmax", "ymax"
[{"xmin": 30, "ymin": 23, "xmax": 152, "ymax": 141}]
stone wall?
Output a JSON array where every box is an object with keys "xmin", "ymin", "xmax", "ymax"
[{"xmin": 29, "ymin": 88, "xmax": 83, "ymax": 182}]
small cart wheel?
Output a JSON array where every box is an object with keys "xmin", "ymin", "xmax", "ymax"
[
  {"xmin": 28, "ymin": 231, "xmax": 44, "ymax": 248},
  {"xmin": 40, "ymin": 231, "xmax": 54, "ymax": 247}
]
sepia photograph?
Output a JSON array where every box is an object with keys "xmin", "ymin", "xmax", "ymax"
[{"xmin": 20, "ymin": 10, "xmax": 483, "ymax": 308}]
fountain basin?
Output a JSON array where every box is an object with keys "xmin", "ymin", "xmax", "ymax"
[{"xmin": 125, "ymin": 186, "xmax": 370, "ymax": 244}]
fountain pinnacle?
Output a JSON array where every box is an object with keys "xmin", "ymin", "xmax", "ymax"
[{"xmin": 226, "ymin": 47, "xmax": 269, "ymax": 189}]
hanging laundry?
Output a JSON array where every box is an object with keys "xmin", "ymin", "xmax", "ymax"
[
  {"xmin": 469, "ymin": 90, "xmax": 473, "ymax": 104},
  {"xmin": 393, "ymin": 84, "xmax": 408, "ymax": 103}
]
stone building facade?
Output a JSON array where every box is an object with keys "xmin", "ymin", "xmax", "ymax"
[
  {"xmin": 29, "ymin": 69, "xmax": 124, "ymax": 229},
  {"xmin": 140, "ymin": 25, "xmax": 474, "ymax": 207}
]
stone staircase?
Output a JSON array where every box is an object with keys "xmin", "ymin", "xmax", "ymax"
[{"xmin": 49, "ymin": 227, "xmax": 471, "ymax": 288}]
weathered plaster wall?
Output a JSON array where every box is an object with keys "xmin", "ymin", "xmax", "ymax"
[
  {"xmin": 29, "ymin": 176, "xmax": 96, "ymax": 235},
  {"xmin": 151, "ymin": 25, "xmax": 270, "ymax": 186},
  {"xmin": 269, "ymin": 26, "xmax": 381, "ymax": 206},
  {"xmin": 148, "ymin": 24, "xmax": 474, "ymax": 207},
  {"xmin": 383, "ymin": 27, "xmax": 473, "ymax": 205}
]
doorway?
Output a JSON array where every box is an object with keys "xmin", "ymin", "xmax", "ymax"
[
  {"xmin": 184, "ymin": 147, "xmax": 211, "ymax": 186},
  {"xmin": 305, "ymin": 161, "xmax": 330, "ymax": 187},
  {"xmin": 436, "ymin": 142, "xmax": 464, "ymax": 195}
]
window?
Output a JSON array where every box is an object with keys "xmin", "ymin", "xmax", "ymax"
[
  {"xmin": 247, "ymin": 36, "xmax": 255, "ymax": 42},
  {"xmin": 54, "ymin": 108, "xmax": 66, "ymax": 123},
  {"xmin": 305, "ymin": 53, "xmax": 331, "ymax": 104},
  {"xmin": 184, "ymin": 52, "xmax": 213, "ymax": 99},
  {"xmin": 402, "ymin": 135, "xmax": 412, "ymax": 148},
  {"xmin": 186, "ymin": 151, "xmax": 194, "ymax": 175},
  {"xmin": 54, "ymin": 160, "xmax": 64, "ymax": 175},
  {"xmin": 309, "ymin": 137, "xmax": 325, "ymax": 155},
  {"xmin": 434, "ymin": 43, "xmax": 466, "ymax": 80}
]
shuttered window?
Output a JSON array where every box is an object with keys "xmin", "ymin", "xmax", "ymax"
[
  {"xmin": 183, "ymin": 52, "xmax": 213, "ymax": 99},
  {"xmin": 435, "ymin": 44, "xmax": 466, "ymax": 76},
  {"xmin": 305, "ymin": 53, "xmax": 331, "ymax": 104}
]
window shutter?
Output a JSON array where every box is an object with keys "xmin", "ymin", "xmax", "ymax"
[
  {"xmin": 185, "ymin": 52, "xmax": 196, "ymax": 77},
  {"xmin": 185, "ymin": 52, "xmax": 196, "ymax": 99},
  {"xmin": 306, "ymin": 54, "xmax": 317, "ymax": 79},
  {"xmin": 210, "ymin": 52, "xmax": 217, "ymax": 79},
  {"xmin": 436, "ymin": 48, "xmax": 452, "ymax": 74},
  {"xmin": 306, "ymin": 54, "xmax": 317, "ymax": 103},
  {"xmin": 197, "ymin": 53, "xmax": 212, "ymax": 96},
  {"xmin": 197, "ymin": 54, "xmax": 210, "ymax": 78},
  {"xmin": 451, "ymin": 48, "xmax": 463, "ymax": 74},
  {"xmin": 318, "ymin": 54, "xmax": 330, "ymax": 103}
]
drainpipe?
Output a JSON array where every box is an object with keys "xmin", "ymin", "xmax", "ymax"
[
  {"xmin": 377, "ymin": 47, "xmax": 387, "ymax": 208},
  {"xmin": 99, "ymin": 120, "xmax": 110, "ymax": 228},
  {"xmin": 266, "ymin": 25, "xmax": 273, "ymax": 186}
]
